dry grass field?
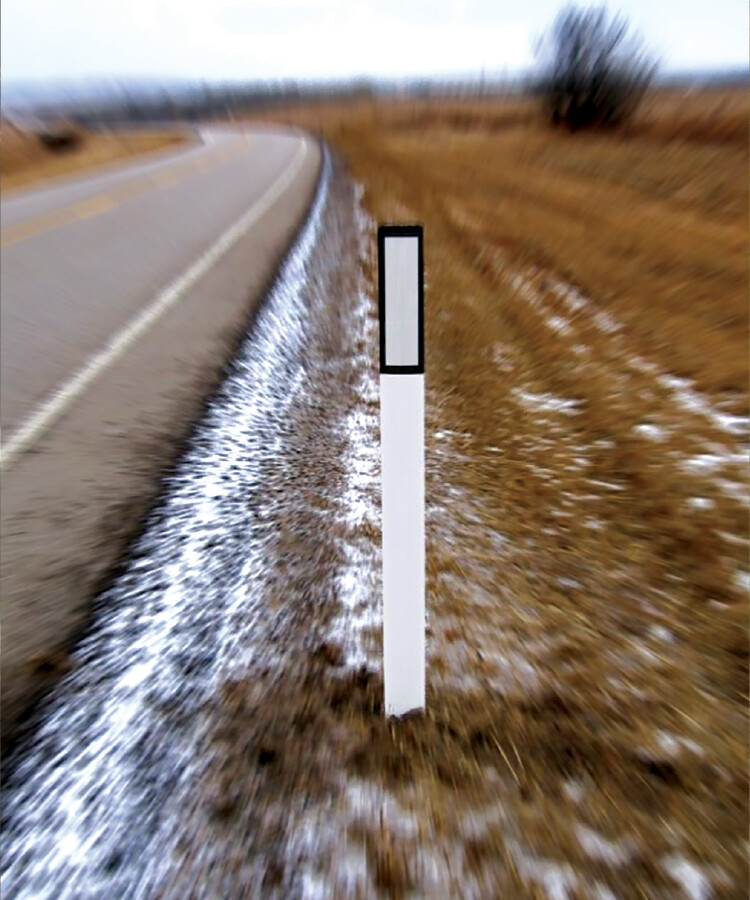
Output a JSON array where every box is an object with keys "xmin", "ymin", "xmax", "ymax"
[
  {"xmin": 2, "ymin": 89, "xmax": 745, "ymax": 896},
  {"xmin": 234, "ymin": 90, "xmax": 749, "ymax": 896},
  {"xmin": 0, "ymin": 121, "xmax": 187, "ymax": 193}
]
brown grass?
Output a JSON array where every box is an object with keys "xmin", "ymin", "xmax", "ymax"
[
  {"xmin": 0, "ymin": 120, "xmax": 189, "ymax": 193},
  {"xmin": 635, "ymin": 87, "xmax": 749, "ymax": 145},
  {"xmin": 225, "ymin": 88, "xmax": 749, "ymax": 895},
  {"xmin": 251, "ymin": 89, "xmax": 747, "ymax": 404}
]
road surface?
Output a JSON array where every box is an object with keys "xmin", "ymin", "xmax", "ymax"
[{"xmin": 0, "ymin": 126, "xmax": 322, "ymax": 747}]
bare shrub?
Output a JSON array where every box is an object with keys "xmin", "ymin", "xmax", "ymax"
[{"xmin": 534, "ymin": 5, "xmax": 657, "ymax": 131}]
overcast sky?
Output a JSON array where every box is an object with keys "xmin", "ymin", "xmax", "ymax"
[{"xmin": 3, "ymin": 0, "xmax": 747, "ymax": 83}]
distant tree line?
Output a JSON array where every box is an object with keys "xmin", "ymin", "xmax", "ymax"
[
  {"xmin": 13, "ymin": 76, "xmax": 528, "ymax": 130},
  {"xmin": 67, "ymin": 82, "xmax": 314, "ymax": 128}
]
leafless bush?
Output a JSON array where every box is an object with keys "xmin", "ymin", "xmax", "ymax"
[{"xmin": 535, "ymin": 6, "xmax": 657, "ymax": 131}]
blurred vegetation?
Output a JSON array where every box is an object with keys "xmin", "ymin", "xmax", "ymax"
[
  {"xmin": 34, "ymin": 122, "xmax": 83, "ymax": 152},
  {"xmin": 535, "ymin": 5, "xmax": 657, "ymax": 131}
]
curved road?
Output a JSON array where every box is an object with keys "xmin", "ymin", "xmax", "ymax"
[{"xmin": 0, "ymin": 127, "xmax": 322, "ymax": 746}]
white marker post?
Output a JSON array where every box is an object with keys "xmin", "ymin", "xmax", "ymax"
[{"xmin": 378, "ymin": 224, "xmax": 425, "ymax": 717}]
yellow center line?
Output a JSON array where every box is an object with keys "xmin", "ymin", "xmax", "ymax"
[
  {"xmin": 1, "ymin": 208, "xmax": 75, "ymax": 245},
  {"xmin": 73, "ymin": 195, "xmax": 118, "ymax": 219},
  {"xmin": 150, "ymin": 170, "xmax": 180, "ymax": 188},
  {"xmin": 0, "ymin": 137, "xmax": 252, "ymax": 249}
]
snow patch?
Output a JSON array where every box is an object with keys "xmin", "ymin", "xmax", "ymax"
[
  {"xmin": 513, "ymin": 389, "xmax": 580, "ymax": 416},
  {"xmin": 575, "ymin": 825, "xmax": 631, "ymax": 866},
  {"xmin": 634, "ymin": 422, "xmax": 667, "ymax": 441},
  {"xmin": 663, "ymin": 855, "xmax": 713, "ymax": 900},
  {"xmin": 687, "ymin": 497, "xmax": 714, "ymax": 510}
]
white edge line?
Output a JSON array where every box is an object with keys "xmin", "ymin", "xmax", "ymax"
[{"xmin": 1, "ymin": 138, "xmax": 310, "ymax": 473}]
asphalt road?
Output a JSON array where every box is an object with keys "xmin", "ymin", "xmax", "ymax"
[{"xmin": 0, "ymin": 126, "xmax": 322, "ymax": 746}]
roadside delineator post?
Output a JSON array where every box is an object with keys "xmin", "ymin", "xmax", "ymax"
[{"xmin": 378, "ymin": 224, "xmax": 425, "ymax": 717}]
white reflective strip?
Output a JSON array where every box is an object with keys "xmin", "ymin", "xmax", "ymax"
[{"xmin": 384, "ymin": 236, "xmax": 419, "ymax": 367}]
